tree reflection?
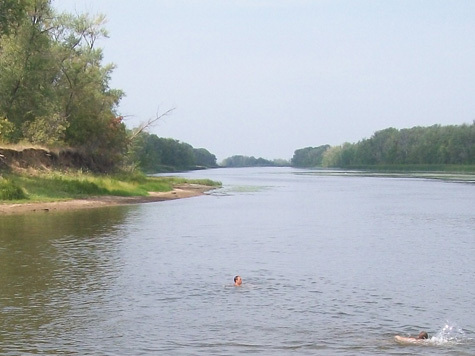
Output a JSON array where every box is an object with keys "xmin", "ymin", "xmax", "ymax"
[{"xmin": 0, "ymin": 206, "xmax": 133, "ymax": 353}]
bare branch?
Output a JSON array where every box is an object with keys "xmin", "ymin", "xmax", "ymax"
[{"xmin": 129, "ymin": 107, "xmax": 175, "ymax": 142}]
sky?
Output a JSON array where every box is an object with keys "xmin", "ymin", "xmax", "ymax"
[{"xmin": 53, "ymin": 0, "xmax": 475, "ymax": 162}]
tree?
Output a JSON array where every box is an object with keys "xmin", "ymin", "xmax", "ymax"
[
  {"xmin": 127, "ymin": 132, "xmax": 163, "ymax": 172},
  {"xmin": 193, "ymin": 148, "xmax": 217, "ymax": 168},
  {"xmin": 291, "ymin": 145, "xmax": 330, "ymax": 167},
  {"xmin": 51, "ymin": 12, "xmax": 127, "ymax": 167},
  {"xmin": 127, "ymin": 132, "xmax": 217, "ymax": 173},
  {"xmin": 322, "ymin": 145, "xmax": 343, "ymax": 167},
  {"xmin": 0, "ymin": 0, "xmax": 26, "ymax": 35},
  {"xmin": 0, "ymin": 0, "xmax": 58, "ymax": 141},
  {"xmin": 22, "ymin": 113, "xmax": 68, "ymax": 145},
  {"xmin": 318, "ymin": 122, "xmax": 475, "ymax": 168},
  {"xmin": 221, "ymin": 155, "xmax": 275, "ymax": 167},
  {"xmin": 0, "ymin": 3, "xmax": 128, "ymax": 170}
]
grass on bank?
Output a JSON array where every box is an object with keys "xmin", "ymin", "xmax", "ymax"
[{"xmin": 0, "ymin": 172, "xmax": 221, "ymax": 203}]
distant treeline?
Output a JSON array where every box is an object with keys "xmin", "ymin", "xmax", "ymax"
[
  {"xmin": 291, "ymin": 145, "xmax": 330, "ymax": 167},
  {"xmin": 3, "ymin": 3, "xmax": 471, "ymax": 174},
  {"xmin": 129, "ymin": 132, "xmax": 218, "ymax": 173},
  {"xmin": 291, "ymin": 123, "xmax": 474, "ymax": 168},
  {"xmin": 221, "ymin": 155, "xmax": 289, "ymax": 168},
  {"xmin": 128, "ymin": 123, "xmax": 475, "ymax": 172}
]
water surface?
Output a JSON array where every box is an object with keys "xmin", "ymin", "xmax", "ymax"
[{"xmin": 0, "ymin": 168, "xmax": 473, "ymax": 355}]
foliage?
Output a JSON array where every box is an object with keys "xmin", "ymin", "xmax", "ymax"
[
  {"xmin": 321, "ymin": 123, "xmax": 475, "ymax": 168},
  {"xmin": 0, "ymin": 2, "xmax": 219, "ymax": 173},
  {"xmin": 291, "ymin": 145, "xmax": 330, "ymax": 167},
  {"xmin": 0, "ymin": 0, "xmax": 57, "ymax": 140},
  {"xmin": 0, "ymin": 118, "xmax": 15, "ymax": 142},
  {"xmin": 0, "ymin": 0, "xmax": 26, "ymax": 36},
  {"xmin": 221, "ymin": 155, "xmax": 281, "ymax": 167},
  {"xmin": 0, "ymin": 1, "xmax": 126, "ymax": 170},
  {"xmin": 193, "ymin": 148, "xmax": 218, "ymax": 168},
  {"xmin": 22, "ymin": 114, "xmax": 69, "ymax": 145},
  {"xmin": 0, "ymin": 178, "xmax": 27, "ymax": 200},
  {"xmin": 272, "ymin": 158, "xmax": 291, "ymax": 166},
  {"xmin": 127, "ymin": 132, "xmax": 217, "ymax": 172}
]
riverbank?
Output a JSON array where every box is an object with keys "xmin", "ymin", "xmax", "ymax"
[{"xmin": 0, "ymin": 183, "xmax": 215, "ymax": 215}]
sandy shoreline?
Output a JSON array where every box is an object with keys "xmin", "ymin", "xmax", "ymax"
[{"xmin": 0, "ymin": 184, "xmax": 216, "ymax": 215}]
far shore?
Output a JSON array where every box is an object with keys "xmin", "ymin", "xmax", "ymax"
[{"xmin": 0, "ymin": 184, "xmax": 216, "ymax": 215}]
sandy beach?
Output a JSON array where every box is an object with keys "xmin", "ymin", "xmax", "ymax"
[{"xmin": 0, "ymin": 184, "xmax": 215, "ymax": 215}]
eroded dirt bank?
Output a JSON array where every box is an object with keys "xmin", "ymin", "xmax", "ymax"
[{"xmin": 0, "ymin": 147, "xmax": 104, "ymax": 172}]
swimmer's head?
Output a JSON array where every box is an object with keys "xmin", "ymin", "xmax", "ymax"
[
  {"xmin": 418, "ymin": 331, "xmax": 429, "ymax": 339},
  {"xmin": 234, "ymin": 275, "xmax": 242, "ymax": 286}
]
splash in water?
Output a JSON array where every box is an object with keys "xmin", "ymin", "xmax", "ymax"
[{"xmin": 431, "ymin": 321, "xmax": 466, "ymax": 345}]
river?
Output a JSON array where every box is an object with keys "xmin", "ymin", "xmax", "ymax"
[{"xmin": 0, "ymin": 167, "xmax": 473, "ymax": 355}]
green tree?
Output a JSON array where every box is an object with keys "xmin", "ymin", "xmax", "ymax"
[
  {"xmin": 0, "ymin": 0, "xmax": 58, "ymax": 140},
  {"xmin": 193, "ymin": 148, "xmax": 217, "ymax": 168},
  {"xmin": 291, "ymin": 145, "xmax": 330, "ymax": 167},
  {"xmin": 221, "ymin": 155, "xmax": 275, "ymax": 167},
  {"xmin": 322, "ymin": 145, "xmax": 343, "ymax": 167},
  {"xmin": 51, "ymin": 12, "xmax": 126, "ymax": 168},
  {"xmin": 320, "ymin": 122, "xmax": 475, "ymax": 167},
  {"xmin": 127, "ymin": 132, "xmax": 214, "ymax": 173},
  {"xmin": 0, "ymin": 3, "xmax": 127, "ymax": 170},
  {"xmin": 22, "ymin": 113, "xmax": 68, "ymax": 145},
  {"xmin": 0, "ymin": 0, "xmax": 26, "ymax": 35}
]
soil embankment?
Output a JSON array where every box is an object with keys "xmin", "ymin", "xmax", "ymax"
[{"xmin": 0, "ymin": 147, "xmax": 98, "ymax": 172}]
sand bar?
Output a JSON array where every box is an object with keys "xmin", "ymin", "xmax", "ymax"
[{"xmin": 0, "ymin": 184, "xmax": 215, "ymax": 215}]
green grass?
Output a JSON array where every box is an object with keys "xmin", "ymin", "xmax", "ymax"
[
  {"xmin": 0, "ymin": 178, "xmax": 27, "ymax": 200},
  {"xmin": 0, "ymin": 171, "xmax": 221, "ymax": 203}
]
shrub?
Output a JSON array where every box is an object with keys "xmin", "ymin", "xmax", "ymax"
[
  {"xmin": 0, "ymin": 179, "xmax": 27, "ymax": 200},
  {"xmin": 0, "ymin": 117, "xmax": 15, "ymax": 143},
  {"xmin": 22, "ymin": 114, "xmax": 69, "ymax": 146}
]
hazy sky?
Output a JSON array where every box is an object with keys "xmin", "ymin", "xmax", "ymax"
[{"xmin": 53, "ymin": 0, "xmax": 475, "ymax": 161}]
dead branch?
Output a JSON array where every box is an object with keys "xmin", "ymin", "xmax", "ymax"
[{"xmin": 129, "ymin": 107, "xmax": 175, "ymax": 142}]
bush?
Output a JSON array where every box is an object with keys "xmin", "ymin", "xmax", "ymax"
[
  {"xmin": 22, "ymin": 114, "xmax": 69, "ymax": 146},
  {"xmin": 0, "ymin": 117, "xmax": 15, "ymax": 143},
  {"xmin": 0, "ymin": 179, "xmax": 27, "ymax": 200}
]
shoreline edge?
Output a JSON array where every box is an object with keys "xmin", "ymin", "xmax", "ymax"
[{"xmin": 0, "ymin": 184, "xmax": 216, "ymax": 215}]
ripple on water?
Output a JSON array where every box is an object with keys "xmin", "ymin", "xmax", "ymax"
[{"xmin": 0, "ymin": 168, "xmax": 474, "ymax": 355}]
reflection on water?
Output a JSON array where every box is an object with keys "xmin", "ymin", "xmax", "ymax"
[
  {"xmin": 0, "ymin": 207, "xmax": 133, "ymax": 354},
  {"xmin": 0, "ymin": 168, "xmax": 474, "ymax": 355}
]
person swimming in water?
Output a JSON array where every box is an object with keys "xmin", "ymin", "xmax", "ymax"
[
  {"xmin": 234, "ymin": 275, "xmax": 242, "ymax": 286},
  {"xmin": 395, "ymin": 331, "xmax": 429, "ymax": 343}
]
